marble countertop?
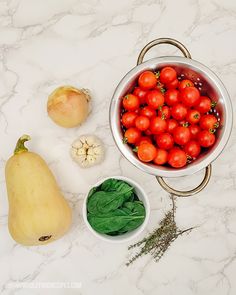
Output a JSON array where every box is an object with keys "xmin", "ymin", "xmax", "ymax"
[{"xmin": 0, "ymin": 0, "xmax": 236, "ymax": 294}]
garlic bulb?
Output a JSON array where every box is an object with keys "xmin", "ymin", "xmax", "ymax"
[{"xmin": 70, "ymin": 135, "xmax": 105, "ymax": 168}]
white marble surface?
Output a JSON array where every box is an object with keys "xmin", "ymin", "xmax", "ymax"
[{"xmin": 0, "ymin": 0, "xmax": 236, "ymax": 294}]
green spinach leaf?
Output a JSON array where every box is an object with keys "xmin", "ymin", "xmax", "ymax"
[
  {"xmin": 87, "ymin": 186, "xmax": 98, "ymax": 200},
  {"xmin": 118, "ymin": 201, "xmax": 146, "ymax": 233},
  {"xmin": 88, "ymin": 209, "xmax": 144, "ymax": 234},
  {"xmin": 96, "ymin": 187, "xmax": 133, "ymax": 214},
  {"xmin": 87, "ymin": 190, "xmax": 131, "ymax": 215},
  {"xmin": 100, "ymin": 179, "xmax": 134, "ymax": 201}
]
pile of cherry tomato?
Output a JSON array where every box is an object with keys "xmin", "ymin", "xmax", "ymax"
[{"xmin": 121, "ymin": 67, "xmax": 219, "ymax": 168}]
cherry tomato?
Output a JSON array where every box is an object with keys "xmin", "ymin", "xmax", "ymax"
[
  {"xmin": 199, "ymin": 114, "xmax": 219, "ymax": 130},
  {"xmin": 158, "ymin": 106, "xmax": 171, "ymax": 119},
  {"xmin": 160, "ymin": 67, "xmax": 177, "ymax": 84},
  {"xmin": 156, "ymin": 133, "xmax": 174, "ymax": 150},
  {"xmin": 121, "ymin": 112, "xmax": 137, "ymax": 128},
  {"xmin": 165, "ymin": 89, "xmax": 180, "ymax": 106},
  {"xmin": 171, "ymin": 103, "xmax": 188, "ymax": 121},
  {"xmin": 173, "ymin": 126, "xmax": 191, "ymax": 145},
  {"xmin": 166, "ymin": 78, "xmax": 179, "ymax": 89},
  {"xmin": 137, "ymin": 143, "xmax": 157, "ymax": 162},
  {"xmin": 124, "ymin": 128, "xmax": 141, "ymax": 144},
  {"xmin": 150, "ymin": 116, "xmax": 167, "ymax": 135},
  {"xmin": 168, "ymin": 148, "xmax": 187, "ymax": 168},
  {"xmin": 133, "ymin": 87, "xmax": 147, "ymax": 105},
  {"xmin": 196, "ymin": 96, "xmax": 212, "ymax": 114},
  {"xmin": 146, "ymin": 90, "xmax": 164, "ymax": 109},
  {"xmin": 186, "ymin": 109, "xmax": 201, "ymax": 124},
  {"xmin": 181, "ymin": 86, "xmax": 200, "ymax": 107},
  {"xmin": 184, "ymin": 140, "xmax": 201, "ymax": 158},
  {"xmin": 178, "ymin": 79, "xmax": 194, "ymax": 91},
  {"xmin": 140, "ymin": 106, "xmax": 156, "ymax": 118},
  {"xmin": 153, "ymin": 149, "xmax": 168, "ymax": 165},
  {"xmin": 122, "ymin": 94, "xmax": 140, "ymax": 111},
  {"xmin": 189, "ymin": 124, "xmax": 201, "ymax": 139},
  {"xmin": 135, "ymin": 115, "xmax": 150, "ymax": 131},
  {"xmin": 166, "ymin": 119, "xmax": 178, "ymax": 133},
  {"xmin": 138, "ymin": 71, "xmax": 157, "ymax": 90},
  {"xmin": 136, "ymin": 136, "xmax": 152, "ymax": 146},
  {"xmin": 198, "ymin": 130, "xmax": 216, "ymax": 147}
]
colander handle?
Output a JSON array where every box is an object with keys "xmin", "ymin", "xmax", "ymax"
[
  {"xmin": 137, "ymin": 38, "xmax": 191, "ymax": 65},
  {"xmin": 156, "ymin": 164, "xmax": 212, "ymax": 197}
]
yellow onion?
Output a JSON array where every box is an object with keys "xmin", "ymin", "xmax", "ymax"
[{"xmin": 47, "ymin": 86, "xmax": 91, "ymax": 128}]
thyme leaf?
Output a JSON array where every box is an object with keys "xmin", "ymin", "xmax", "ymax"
[{"xmin": 126, "ymin": 195, "xmax": 194, "ymax": 266}]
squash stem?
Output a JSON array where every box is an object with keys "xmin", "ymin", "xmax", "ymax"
[{"xmin": 14, "ymin": 135, "xmax": 31, "ymax": 155}]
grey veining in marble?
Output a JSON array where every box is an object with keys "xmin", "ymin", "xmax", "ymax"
[{"xmin": 0, "ymin": 0, "xmax": 236, "ymax": 294}]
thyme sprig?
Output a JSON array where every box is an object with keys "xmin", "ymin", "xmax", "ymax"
[{"xmin": 126, "ymin": 195, "xmax": 194, "ymax": 266}]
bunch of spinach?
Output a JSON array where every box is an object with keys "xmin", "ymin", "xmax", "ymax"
[{"xmin": 87, "ymin": 179, "xmax": 146, "ymax": 236}]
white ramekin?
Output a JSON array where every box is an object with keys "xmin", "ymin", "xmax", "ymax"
[{"xmin": 82, "ymin": 176, "xmax": 150, "ymax": 243}]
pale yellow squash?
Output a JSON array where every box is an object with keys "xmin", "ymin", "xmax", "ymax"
[{"xmin": 5, "ymin": 135, "xmax": 72, "ymax": 246}]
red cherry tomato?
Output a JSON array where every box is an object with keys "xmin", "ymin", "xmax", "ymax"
[
  {"xmin": 146, "ymin": 90, "xmax": 164, "ymax": 109},
  {"xmin": 122, "ymin": 94, "xmax": 140, "ymax": 111},
  {"xmin": 121, "ymin": 112, "xmax": 137, "ymax": 128},
  {"xmin": 133, "ymin": 87, "xmax": 147, "ymax": 104},
  {"xmin": 158, "ymin": 106, "xmax": 171, "ymax": 119},
  {"xmin": 181, "ymin": 87, "xmax": 200, "ymax": 107},
  {"xmin": 135, "ymin": 115, "xmax": 150, "ymax": 131},
  {"xmin": 178, "ymin": 79, "xmax": 194, "ymax": 91},
  {"xmin": 173, "ymin": 126, "xmax": 191, "ymax": 145},
  {"xmin": 136, "ymin": 136, "xmax": 152, "ymax": 146},
  {"xmin": 166, "ymin": 78, "xmax": 179, "ymax": 89},
  {"xmin": 196, "ymin": 96, "xmax": 212, "ymax": 114},
  {"xmin": 140, "ymin": 106, "xmax": 156, "ymax": 118},
  {"xmin": 189, "ymin": 124, "xmax": 201, "ymax": 139},
  {"xmin": 171, "ymin": 103, "xmax": 188, "ymax": 121},
  {"xmin": 198, "ymin": 130, "xmax": 216, "ymax": 147},
  {"xmin": 124, "ymin": 128, "xmax": 141, "ymax": 144},
  {"xmin": 168, "ymin": 148, "xmax": 187, "ymax": 168},
  {"xmin": 137, "ymin": 143, "xmax": 157, "ymax": 162},
  {"xmin": 165, "ymin": 89, "xmax": 180, "ymax": 106},
  {"xmin": 166, "ymin": 119, "xmax": 178, "ymax": 133},
  {"xmin": 138, "ymin": 71, "xmax": 157, "ymax": 90},
  {"xmin": 153, "ymin": 149, "xmax": 168, "ymax": 165},
  {"xmin": 160, "ymin": 67, "xmax": 177, "ymax": 84},
  {"xmin": 156, "ymin": 133, "xmax": 174, "ymax": 150},
  {"xmin": 150, "ymin": 116, "xmax": 167, "ymax": 135},
  {"xmin": 199, "ymin": 114, "xmax": 219, "ymax": 130},
  {"xmin": 186, "ymin": 109, "xmax": 201, "ymax": 124},
  {"xmin": 184, "ymin": 140, "xmax": 201, "ymax": 158}
]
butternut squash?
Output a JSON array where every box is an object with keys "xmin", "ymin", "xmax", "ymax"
[{"xmin": 5, "ymin": 135, "xmax": 72, "ymax": 246}]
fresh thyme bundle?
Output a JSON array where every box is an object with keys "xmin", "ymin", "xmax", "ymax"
[{"xmin": 126, "ymin": 195, "xmax": 194, "ymax": 266}]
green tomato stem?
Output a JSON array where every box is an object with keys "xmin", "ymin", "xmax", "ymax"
[{"xmin": 14, "ymin": 135, "xmax": 31, "ymax": 155}]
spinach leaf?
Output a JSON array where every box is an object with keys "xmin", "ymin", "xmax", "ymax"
[
  {"xmin": 128, "ymin": 192, "xmax": 135, "ymax": 202},
  {"xmin": 125, "ymin": 201, "xmax": 145, "ymax": 216},
  {"xmin": 100, "ymin": 179, "xmax": 119, "ymax": 191},
  {"xmin": 88, "ymin": 209, "xmax": 144, "ymax": 234},
  {"xmin": 87, "ymin": 186, "xmax": 98, "ymax": 200},
  {"xmin": 119, "ymin": 207, "xmax": 132, "ymax": 215},
  {"xmin": 87, "ymin": 189, "xmax": 131, "ymax": 215},
  {"xmin": 96, "ymin": 186, "xmax": 133, "ymax": 214},
  {"xmin": 100, "ymin": 179, "xmax": 134, "ymax": 201},
  {"xmin": 118, "ymin": 201, "xmax": 146, "ymax": 233}
]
